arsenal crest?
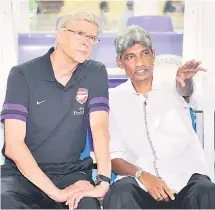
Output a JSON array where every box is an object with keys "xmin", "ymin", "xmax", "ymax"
[{"xmin": 76, "ymin": 88, "xmax": 88, "ymax": 104}]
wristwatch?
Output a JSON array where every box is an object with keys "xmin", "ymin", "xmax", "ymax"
[
  {"xmin": 135, "ymin": 169, "xmax": 145, "ymax": 179},
  {"xmin": 95, "ymin": 174, "xmax": 111, "ymax": 186}
]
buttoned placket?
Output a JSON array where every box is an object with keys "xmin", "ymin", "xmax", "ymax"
[{"xmin": 141, "ymin": 95, "xmax": 160, "ymax": 178}]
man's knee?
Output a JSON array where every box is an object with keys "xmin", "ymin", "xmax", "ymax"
[
  {"xmin": 193, "ymin": 181, "xmax": 215, "ymax": 196},
  {"xmin": 103, "ymin": 177, "xmax": 139, "ymax": 208},
  {"xmin": 1, "ymin": 177, "xmax": 42, "ymax": 209},
  {"xmin": 109, "ymin": 177, "xmax": 138, "ymax": 194},
  {"xmin": 184, "ymin": 181, "xmax": 215, "ymax": 208},
  {"xmin": 1, "ymin": 191, "xmax": 26, "ymax": 209},
  {"xmin": 78, "ymin": 197, "xmax": 101, "ymax": 209}
]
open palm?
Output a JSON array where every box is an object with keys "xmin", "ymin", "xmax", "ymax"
[{"xmin": 176, "ymin": 59, "xmax": 207, "ymax": 87}]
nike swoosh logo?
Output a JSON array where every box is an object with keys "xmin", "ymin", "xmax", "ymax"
[{"xmin": 37, "ymin": 100, "xmax": 46, "ymax": 105}]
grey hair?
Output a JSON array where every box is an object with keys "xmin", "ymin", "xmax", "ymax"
[
  {"xmin": 114, "ymin": 25, "xmax": 153, "ymax": 58},
  {"xmin": 57, "ymin": 8, "xmax": 99, "ymax": 32}
]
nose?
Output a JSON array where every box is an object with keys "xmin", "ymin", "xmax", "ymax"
[
  {"xmin": 81, "ymin": 38, "xmax": 90, "ymax": 48},
  {"xmin": 136, "ymin": 56, "xmax": 145, "ymax": 68}
]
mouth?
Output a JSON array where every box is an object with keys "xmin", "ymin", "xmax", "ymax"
[
  {"xmin": 77, "ymin": 50, "xmax": 88, "ymax": 54},
  {"xmin": 135, "ymin": 69, "xmax": 148, "ymax": 75}
]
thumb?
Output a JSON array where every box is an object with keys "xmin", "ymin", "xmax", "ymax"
[{"xmin": 176, "ymin": 76, "xmax": 185, "ymax": 87}]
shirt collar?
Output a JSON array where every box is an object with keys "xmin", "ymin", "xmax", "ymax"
[
  {"xmin": 125, "ymin": 72, "xmax": 164, "ymax": 95},
  {"xmin": 41, "ymin": 47, "xmax": 56, "ymax": 81},
  {"xmin": 41, "ymin": 47, "xmax": 86, "ymax": 83}
]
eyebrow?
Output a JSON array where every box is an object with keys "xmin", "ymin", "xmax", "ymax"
[
  {"xmin": 80, "ymin": 30, "xmax": 97, "ymax": 37},
  {"xmin": 125, "ymin": 49, "xmax": 150, "ymax": 57},
  {"xmin": 141, "ymin": 49, "xmax": 150, "ymax": 53},
  {"xmin": 125, "ymin": 53, "xmax": 135, "ymax": 57}
]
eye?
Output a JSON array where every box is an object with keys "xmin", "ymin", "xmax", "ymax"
[
  {"xmin": 90, "ymin": 36, "xmax": 97, "ymax": 42},
  {"xmin": 142, "ymin": 51, "xmax": 149, "ymax": 56},
  {"xmin": 77, "ymin": 31, "xmax": 85, "ymax": 36},
  {"xmin": 127, "ymin": 55, "xmax": 134, "ymax": 60}
]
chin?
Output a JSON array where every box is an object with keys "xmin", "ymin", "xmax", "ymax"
[
  {"xmin": 75, "ymin": 52, "xmax": 89, "ymax": 63},
  {"xmin": 134, "ymin": 75, "xmax": 148, "ymax": 81},
  {"xmin": 75, "ymin": 56, "xmax": 88, "ymax": 64}
]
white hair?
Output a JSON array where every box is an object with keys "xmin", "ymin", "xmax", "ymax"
[
  {"xmin": 114, "ymin": 25, "xmax": 153, "ymax": 58},
  {"xmin": 57, "ymin": 8, "xmax": 99, "ymax": 32}
]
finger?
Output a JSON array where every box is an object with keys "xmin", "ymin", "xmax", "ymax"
[
  {"xmin": 192, "ymin": 61, "xmax": 201, "ymax": 69},
  {"xmin": 194, "ymin": 66, "xmax": 207, "ymax": 72},
  {"xmin": 75, "ymin": 187, "xmax": 84, "ymax": 193},
  {"xmin": 75, "ymin": 181, "xmax": 87, "ymax": 186},
  {"xmin": 69, "ymin": 196, "xmax": 75, "ymax": 210},
  {"xmin": 78, "ymin": 182, "xmax": 92, "ymax": 188},
  {"xmin": 80, "ymin": 184, "xmax": 92, "ymax": 190},
  {"xmin": 75, "ymin": 180, "xmax": 90, "ymax": 186},
  {"xmin": 152, "ymin": 187, "xmax": 163, "ymax": 201},
  {"xmin": 82, "ymin": 184, "xmax": 93, "ymax": 190},
  {"xmin": 98, "ymin": 197, "xmax": 104, "ymax": 201},
  {"xmin": 188, "ymin": 59, "xmax": 196, "ymax": 68},
  {"xmin": 185, "ymin": 67, "xmax": 207, "ymax": 73},
  {"xmin": 75, "ymin": 185, "xmax": 90, "ymax": 192},
  {"xmin": 155, "ymin": 187, "xmax": 165, "ymax": 201},
  {"xmin": 159, "ymin": 187, "xmax": 169, "ymax": 201},
  {"xmin": 163, "ymin": 184, "xmax": 175, "ymax": 200},
  {"xmin": 87, "ymin": 185, "xmax": 94, "ymax": 189},
  {"xmin": 181, "ymin": 61, "xmax": 191, "ymax": 70},
  {"xmin": 149, "ymin": 191, "xmax": 159, "ymax": 201},
  {"xmin": 74, "ymin": 196, "xmax": 81, "ymax": 209},
  {"xmin": 176, "ymin": 76, "xmax": 185, "ymax": 87}
]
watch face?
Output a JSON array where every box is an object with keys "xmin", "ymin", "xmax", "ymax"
[
  {"xmin": 95, "ymin": 177, "xmax": 102, "ymax": 186},
  {"xmin": 96, "ymin": 175, "xmax": 111, "ymax": 184}
]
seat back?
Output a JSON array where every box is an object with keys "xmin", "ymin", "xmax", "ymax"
[
  {"xmin": 89, "ymin": 33, "xmax": 117, "ymax": 68},
  {"xmin": 18, "ymin": 33, "xmax": 55, "ymax": 64},
  {"xmin": 127, "ymin": 15, "xmax": 174, "ymax": 32}
]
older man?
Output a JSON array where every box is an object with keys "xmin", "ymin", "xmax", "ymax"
[
  {"xmin": 102, "ymin": 25, "xmax": 215, "ymax": 209},
  {"xmin": 1, "ymin": 8, "xmax": 111, "ymax": 209}
]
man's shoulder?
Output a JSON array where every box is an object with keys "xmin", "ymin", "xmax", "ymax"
[
  {"xmin": 13, "ymin": 56, "xmax": 43, "ymax": 77},
  {"xmin": 109, "ymin": 81, "xmax": 129, "ymax": 100},
  {"xmin": 83, "ymin": 59, "xmax": 106, "ymax": 74}
]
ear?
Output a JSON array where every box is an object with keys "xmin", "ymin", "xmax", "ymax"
[
  {"xmin": 56, "ymin": 28, "xmax": 65, "ymax": 45},
  {"xmin": 116, "ymin": 57, "xmax": 124, "ymax": 69},
  {"xmin": 151, "ymin": 49, "xmax": 156, "ymax": 61}
]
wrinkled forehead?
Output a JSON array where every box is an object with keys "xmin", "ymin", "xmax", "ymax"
[
  {"xmin": 122, "ymin": 43, "xmax": 151, "ymax": 57},
  {"xmin": 66, "ymin": 19, "xmax": 99, "ymax": 36}
]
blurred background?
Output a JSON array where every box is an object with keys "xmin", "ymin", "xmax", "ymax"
[{"xmin": 26, "ymin": 0, "xmax": 185, "ymax": 32}]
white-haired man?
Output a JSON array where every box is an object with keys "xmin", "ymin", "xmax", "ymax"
[{"xmin": 1, "ymin": 8, "xmax": 111, "ymax": 209}]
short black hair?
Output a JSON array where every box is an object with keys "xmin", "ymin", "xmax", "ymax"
[
  {"xmin": 100, "ymin": 1, "xmax": 108, "ymax": 10},
  {"xmin": 127, "ymin": 0, "xmax": 133, "ymax": 7}
]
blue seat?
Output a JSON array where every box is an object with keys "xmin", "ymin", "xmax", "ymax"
[
  {"xmin": 190, "ymin": 108, "xmax": 196, "ymax": 131},
  {"xmin": 80, "ymin": 128, "xmax": 90, "ymax": 160}
]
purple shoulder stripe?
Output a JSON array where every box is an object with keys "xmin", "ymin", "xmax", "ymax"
[
  {"xmin": 89, "ymin": 97, "xmax": 109, "ymax": 106},
  {"xmin": 88, "ymin": 106, "xmax": 109, "ymax": 114},
  {"xmin": 1, "ymin": 114, "xmax": 27, "ymax": 123},
  {"xmin": 2, "ymin": 103, "xmax": 28, "ymax": 114}
]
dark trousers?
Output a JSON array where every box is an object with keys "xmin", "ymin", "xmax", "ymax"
[
  {"xmin": 103, "ymin": 173, "xmax": 215, "ymax": 209},
  {"xmin": 1, "ymin": 157, "xmax": 101, "ymax": 209}
]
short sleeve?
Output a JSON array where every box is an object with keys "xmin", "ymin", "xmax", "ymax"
[
  {"xmin": 1, "ymin": 66, "xmax": 29, "ymax": 123},
  {"xmin": 88, "ymin": 64, "xmax": 109, "ymax": 114},
  {"xmin": 109, "ymin": 109, "xmax": 128, "ymax": 160}
]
